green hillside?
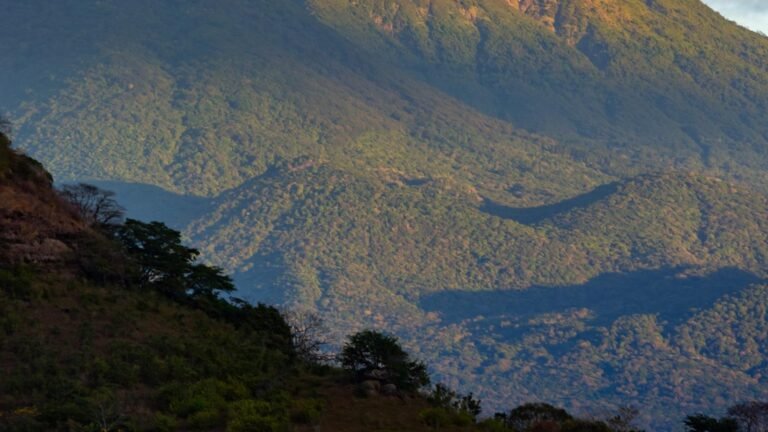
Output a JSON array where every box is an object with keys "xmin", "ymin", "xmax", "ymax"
[
  {"xmin": 0, "ymin": 137, "xmax": 491, "ymax": 432},
  {"xmin": 179, "ymin": 162, "xmax": 768, "ymax": 428},
  {"xmin": 3, "ymin": 138, "xmax": 674, "ymax": 431},
  {"xmin": 310, "ymin": 0, "xmax": 768, "ymax": 179},
  {"xmin": 6, "ymin": 0, "xmax": 768, "ymax": 195},
  {"xmin": 3, "ymin": 0, "xmax": 768, "ymax": 429},
  {"xmin": 3, "ymin": 0, "xmax": 604, "ymax": 201}
]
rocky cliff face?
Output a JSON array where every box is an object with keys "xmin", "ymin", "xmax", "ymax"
[{"xmin": 0, "ymin": 134, "xmax": 87, "ymax": 266}]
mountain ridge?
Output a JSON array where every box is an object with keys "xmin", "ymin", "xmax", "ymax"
[{"xmin": 3, "ymin": 0, "xmax": 768, "ymax": 428}]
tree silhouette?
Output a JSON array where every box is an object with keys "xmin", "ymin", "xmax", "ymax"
[
  {"xmin": 116, "ymin": 219, "xmax": 234, "ymax": 299},
  {"xmin": 60, "ymin": 183, "xmax": 125, "ymax": 227},
  {"xmin": 503, "ymin": 403, "xmax": 573, "ymax": 432},
  {"xmin": 684, "ymin": 414, "xmax": 739, "ymax": 432},
  {"xmin": 339, "ymin": 330, "xmax": 429, "ymax": 392},
  {"xmin": 282, "ymin": 308, "xmax": 331, "ymax": 364}
]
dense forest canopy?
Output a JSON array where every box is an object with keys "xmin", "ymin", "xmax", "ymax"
[{"xmin": 2, "ymin": 1, "xmax": 768, "ymax": 429}]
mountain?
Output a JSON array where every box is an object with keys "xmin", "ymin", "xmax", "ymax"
[
  {"xmin": 312, "ymin": 0, "xmax": 768, "ymax": 175},
  {"xmin": 1, "ymin": 135, "xmax": 503, "ymax": 432},
  {"xmin": 2, "ymin": 0, "xmax": 768, "ymax": 429},
  {"xmin": 183, "ymin": 165, "xmax": 768, "ymax": 428},
  {"xmin": 6, "ymin": 135, "xmax": 677, "ymax": 432}
]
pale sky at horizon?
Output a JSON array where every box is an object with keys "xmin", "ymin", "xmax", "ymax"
[{"xmin": 703, "ymin": 0, "xmax": 768, "ymax": 34}]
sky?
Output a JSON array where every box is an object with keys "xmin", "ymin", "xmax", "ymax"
[{"xmin": 703, "ymin": 0, "xmax": 768, "ymax": 34}]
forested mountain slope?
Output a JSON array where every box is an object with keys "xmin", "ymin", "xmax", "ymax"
[
  {"xmin": 2, "ymin": 0, "xmax": 768, "ymax": 429},
  {"xmin": 1, "ymin": 133, "xmax": 497, "ymax": 432},
  {"xmin": 4, "ymin": 0, "xmax": 768, "ymax": 194},
  {"xmin": 312, "ymin": 0, "xmax": 768, "ymax": 176},
  {"xmin": 181, "ymin": 162, "xmax": 768, "ymax": 428}
]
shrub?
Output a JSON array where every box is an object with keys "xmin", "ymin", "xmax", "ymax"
[
  {"xmin": 151, "ymin": 412, "xmax": 179, "ymax": 432},
  {"xmin": 0, "ymin": 266, "xmax": 35, "ymax": 300},
  {"xmin": 420, "ymin": 407, "xmax": 453, "ymax": 429},
  {"xmin": 226, "ymin": 399, "xmax": 288, "ymax": 432},
  {"xmin": 289, "ymin": 398, "xmax": 323, "ymax": 425}
]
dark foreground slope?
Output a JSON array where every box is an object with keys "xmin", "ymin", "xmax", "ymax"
[
  {"xmin": 3, "ymin": 0, "xmax": 768, "ymax": 429},
  {"xmin": 0, "ymin": 135, "xmax": 308, "ymax": 430},
  {"xmin": 5, "ymin": 135, "xmax": 674, "ymax": 432},
  {"xmin": 0, "ymin": 137, "xmax": 490, "ymax": 432}
]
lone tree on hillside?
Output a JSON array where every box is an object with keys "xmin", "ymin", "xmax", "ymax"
[
  {"xmin": 60, "ymin": 183, "xmax": 125, "ymax": 227},
  {"xmin": 339, "ymin": 329, "xmax": 430, "ymax": 392},
  {"xmin": 116, "ymin": 219, "xmax": 235, "ymax": 300},
  {"xmin": 282, "ymin": 308, "xmax": 331, "ymax": 364},
  {"xmin": 499, "ymin": 402, "xmax": 574, "ymax": 432}
]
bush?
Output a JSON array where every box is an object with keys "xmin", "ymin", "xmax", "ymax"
[
  {"xmin": 289, "ymin": 399, "xmax": 323, "ymax": 425},
  {"xmin": 420, "ymin": 407, "xmax": 453, "ymax": 429},
  {"xmin": 167, "ymin": 380, "xmax": 228, "ymax": 419},
  {"xmin": 477, "ymin": 418, "xmax": 509, "ymax": 432},
  {"xmin": 0, "ymin": 266, "xmax": 35, "ymax": 300},
  {"xmin": 151, "ymin": 412, "xmax": 179, "ymax": 432},
  {"xmin": 501, "ymin": 403, "xmax": 573, "ymax": 431},
  {"xmin": 226, "ymin": 399, "xmax": 288, "ymax": 432},
  {"xmin": 427, "ymin": 383, "xmax": 482, "ymax": 422}
]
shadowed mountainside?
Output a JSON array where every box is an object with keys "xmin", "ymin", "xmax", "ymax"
[
  {"xmin": 480, "ymin": 182, "xmax": 620, "ymax": 224},
  {"xmin": 3, "ymin": 0, "xmax": 768, "ymax": 428},
  {"xmin": 420, "ymin": 267, "xmax": 764, "ymax": 328}
]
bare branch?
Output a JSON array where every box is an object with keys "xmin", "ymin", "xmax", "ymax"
[
  {"xmin": 281, "ymin": 308, "xmax": 333, "ymax": 364},
  {"xmin": 60, "ymin": 183, "xmax": 125, "ymax": 227}
]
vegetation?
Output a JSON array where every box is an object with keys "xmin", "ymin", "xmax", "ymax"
[
  {"xmin": 3, "ymin": 0, "xmax": 768, "ymax": 429},
  {"xmin": 340, "ymin": 330, "xmax": 430, "ymax": 393},
  {"xmin": 682, "ymin": 402, "xmax": 768, "ymax": 432},
  {"xmin": 59, "ymin": 183, "xmax": 125, "ymax": 228},
  {"xmin": 1, "ymin": 145, "xmax": 767, "ymax": 431},
  {"xmin": 179, "ymin": 163, "xmax": 768, "ymax": 429},
  {"xmin": 115, "ymin": 218, "xmax": 236, "ymax": 302}
]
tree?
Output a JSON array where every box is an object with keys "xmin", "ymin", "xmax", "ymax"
[
  {"xmin": 684, "ymin": 414, "xmax": 739, "ymax": 432},
  {"xmin": 456, "ymin": 393, "xmax": 482, "ymax": 420},
  {"xmin": 186, "ymin": 263, "xmax": 236, "ymax": 300},
  {"xmin": 116, "ymin": 219, "xmax": 234, "ymax": 299},
  {"xmin": 60, "ymin": 183, "xmax": 125, "ymax": 227},
  {"xmin": 502, "ymin": 403, "xmax": 573, "ymax": 432},
  {"xmin": 339, "ymin": 330, "xmax": 430, "ymax": 392},
  {"xmin": 281, "ymin": 308, "xmax": 331, "ymax": 364},
  {"xmin": 116, "ymin": 219, "xmax": 195, "ymax": 296},
  {"xmin": 728, "ymin": 401, "xmax": 768, "ymax": 432},
  {"xmin": 428, "ymin": 384, "xmax": 458, "ymax": 409},
  {"xmin": 428, "ymin": 384, "xmax": 482, "ymax": 421},
  {"xmin": 228, "ymin": 299, "xmax": 295, "ymax": 356},
  {"xmin": 606, "ymin": 406, "xmax": 642, "ymax": 432}
]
